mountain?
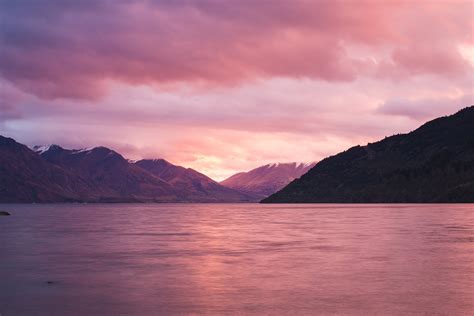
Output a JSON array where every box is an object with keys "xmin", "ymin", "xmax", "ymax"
[
  {"xmin": 37, "ymin": 145, "xmax": 178, "ymax": 202},
  {"xmin": 135, "ymin": 159, "xmax": 257, "ymax": 202},
  {"xmin": 0, "ymin": 136, "xmax": 255, "ymax": 203},
  {"xmin": 0, "ymin": 136, "xmax": 92, "ymax": 202},
  {"xmin": 262, "ymin": 106, "xmax": 474, "ymax": 203},
  {"xmin": 220, "ymin": 162, "xmax": 316, "ymax": 199}
]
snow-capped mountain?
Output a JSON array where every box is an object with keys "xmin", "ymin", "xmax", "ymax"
[
  {"xmin": 35, "ymin": 144, "xmax": 178, "ymax": 202},
  {"xmin": 0, "ymin": 136, "xmax": 94, "ymax": 202},
  {"xmin": 23, "ymin": 143, "xmax": 255, "ymax": 202},
  {"xmin": 220, "ymin": 162, "xmax": 316, "ymax": 199},
  {"xmin": 3, "ymin": 137, "xmax": 310, "ymax": 203}
]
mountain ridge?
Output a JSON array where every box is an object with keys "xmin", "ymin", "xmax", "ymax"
[
  {"xmin": 262, "ymin": 106, "xmax": 474, "ymax": 203},
  {"xmin": 0, "ymin": 138, "xmax": 255, "ymax": 203},
  {"xmin": 2, "ymin": 106, "xmax": 472, "ymax": 203},
  {"xmin": 37, "ymin": 145, "xmax": 178, "ymax": 202},
  {"xmin": 0, "ymin": 136, "xmax": 95, "ymax": 202},
  {"xmin": 135, "ymin": 159, "xmax": 257, "ymax": 202},
  {"xmin": 221, "ymin": 162, "xmax": 316, "ymax": 199}
]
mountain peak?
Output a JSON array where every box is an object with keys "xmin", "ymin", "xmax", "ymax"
[
  {"xmin": 135, "ymin": 158, "xmax": 257, "ymax": 202},
  {"xmin": 264, "ymin": 162, "xmax": 316, "ymax": 169},
  {"xmin": 33, "ymin": 144, "xmax": 100, "ymax": 155},
  {"xmin": 32, "ymin": 144, "xmax": 64, "ymax": 154},
  {"xmin": 35, "ymin": 144, "xmax": 123, "ymax": 159},
  {"xmin": 221, "ymin": 161, "xmax": 316, "ymax": 198}
]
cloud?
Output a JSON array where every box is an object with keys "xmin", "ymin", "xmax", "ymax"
[
  {"xmin": 3, "ymin": 74, "xmax": 471, "ymax": 180},
  {"xmin": 377, "ymin": 94, "xmax": 474, "ymax": 120},
  {"xmin": 0, "ymin": 80, "xmax": 27, "ymax": 122},
  {"xmin": 0, "ymin": 0, "xmax": 472, "ymax": 99},
  {"xmin": 0, "ymin": 1, "xmax": 472, "ymax": 180}
]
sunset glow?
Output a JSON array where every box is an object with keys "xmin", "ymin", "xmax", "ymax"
[{"xmin": 1, "ymin": 1, "xmax": 472, "ymax": 180}]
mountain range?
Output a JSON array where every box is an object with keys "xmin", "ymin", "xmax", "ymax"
[
  {"xmin": 0, "ymin": 139, "xmax": 261, "ymax": 202},
  {"xmin": 134, "ymin": 159, "xmax": 256, "ymax": 202},
  {"xmin": 2, "ymin": 106, "xmax": 472, "ymax": 203},
  {"xmin": 263, "ymin": 106, "xmax": 474, "ymax": 203},
  {"xmin": 220, "ymin": 162, "xmax": 316, "ymax": 199},
  {"xmin": 0, "ymin": 137, "xmax": 306, "ymax": 203},
  {"xmin": 0, "ymin": 137, "xmax": 95, "ymax": 203}
]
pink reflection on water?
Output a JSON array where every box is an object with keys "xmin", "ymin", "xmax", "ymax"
[{"xmin": 0, "ymin": 204, "xmax": 473, "ymax": 315}]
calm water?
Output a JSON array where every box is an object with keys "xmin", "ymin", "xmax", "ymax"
[{"xmin": 0, "ymin": 204, "xmax": 473, "ymax": 315}]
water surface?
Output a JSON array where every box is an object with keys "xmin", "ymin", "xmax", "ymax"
[{"xmin": 0, "ymin": 204, "xmax": 473, "ymax": 315}]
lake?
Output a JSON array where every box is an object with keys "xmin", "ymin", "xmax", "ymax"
[{"xmin": 0, "ymin": 204, "xmax": 473, "ymax": 315}]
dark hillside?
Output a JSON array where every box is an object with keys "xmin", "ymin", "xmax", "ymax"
[{"xmin": 262, "ymin": 106, "xmax": 474, "ymax": 203}]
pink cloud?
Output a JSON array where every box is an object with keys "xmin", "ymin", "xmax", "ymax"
[
  {"xmin": 4, "ymin": 75, "xmax": 471, "ymax": 180},
  {"xmin": 377, "ymin": 94, "xmax": 474, "ymax": 120},
  {"xmin": 0, "ymin": 1, "xmax": 471, "ymax": 99},
  {"xmin": 1, "ymin": 1, "xmax": 472, "ymax": 179}
]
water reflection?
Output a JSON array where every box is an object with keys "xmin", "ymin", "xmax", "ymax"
[{"xmin": 0, "ymin": 204, "xmax": 472, "ymax": 315}]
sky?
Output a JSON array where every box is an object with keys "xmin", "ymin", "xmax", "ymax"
[{"xmin": 0, "ymin": 0, "xmax": 473, "ymax": 181}]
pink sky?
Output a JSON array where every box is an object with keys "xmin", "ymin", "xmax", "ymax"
[{"xmin": 0, "ymin": 1, "xmax": 473, "ymax": 180}]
